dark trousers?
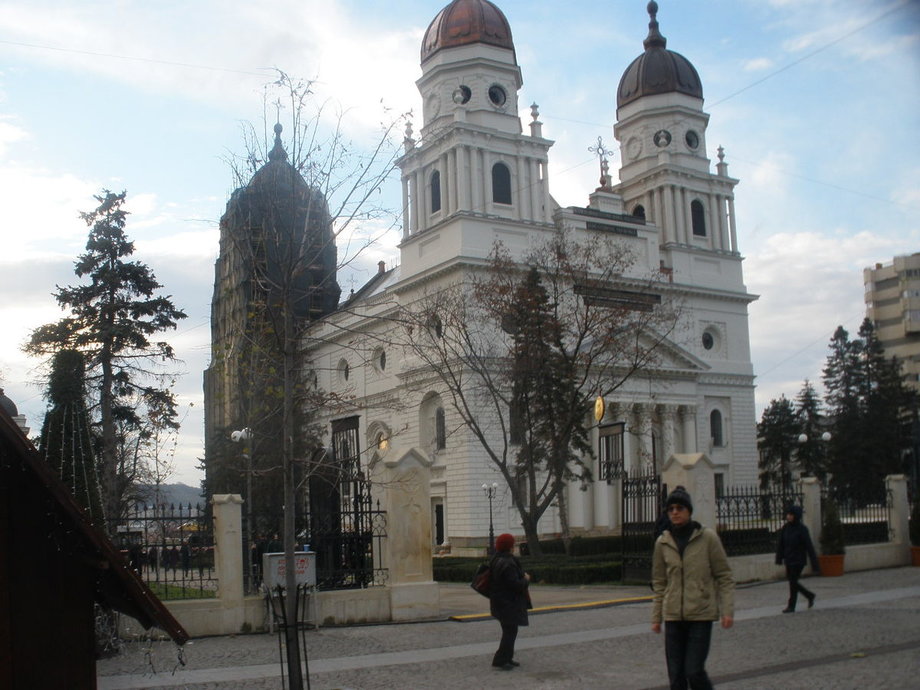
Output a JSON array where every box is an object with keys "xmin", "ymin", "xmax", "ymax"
[
  {"xmin": 786, "ymin": 564, "xmax": 814, "ymax": 610},
  {"xmin": 664, "ymin": 621, "xmax": 713, "ymax": 690},
  {"xmin": 492, "ymin": 621, "xmax": 518, "ymax": 666}
]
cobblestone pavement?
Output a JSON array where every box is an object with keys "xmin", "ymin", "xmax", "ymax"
[{"xmin": 98, "ymin": 567, "xmax": 920, "ymax": 689}]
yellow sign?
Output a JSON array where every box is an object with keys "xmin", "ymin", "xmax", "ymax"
[{"xmin": 594, "ymin": 396, "xmax": 605, "ymax": 422}]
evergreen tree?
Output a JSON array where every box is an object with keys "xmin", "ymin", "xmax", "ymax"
[
  {"xmin": 757, "ymin": 395, "xmax": 800, "ymax": 495},
  {"xmin": 39, "ymin": 349, "xmax": 105, "ymax": 526},
  {"xmin": 26, "ymin": 190, "xmax": 187, "ymax": 523},
  {"xmin": 794, "ymin": 380, "xmax": 827, "ymax": 479},
  {"xmin": 821, "ymin": 325, "xmax": 866, "ymax": 493}
]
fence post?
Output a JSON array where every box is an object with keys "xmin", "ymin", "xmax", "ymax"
[
  {"xmin": 661, "ymin": 453, "xmax": 715, "ymax": 529},
  {"xmin": 885, "ymin": 475, "xmax": 910, "ymax": 549},
  {"xmin": 798, "ymin": 477, "xmax": 822, "ymax": 544},
  {"xmin": 212, "ymin": 494, "xmax": 244, "ymax": 606}
]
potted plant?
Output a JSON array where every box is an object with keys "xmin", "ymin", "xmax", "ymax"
[
  {"xmin": 910, "ymin": 498, "xmax": 920, "ymax": 567},
  {"xmin": 818, "ymin": 497, "xmax": 846, "ymax": 576}
]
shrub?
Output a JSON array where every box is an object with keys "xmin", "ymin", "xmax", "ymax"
[{"xmin": 820, "ymin": 498, "xmax": 845, "ymax": 555}]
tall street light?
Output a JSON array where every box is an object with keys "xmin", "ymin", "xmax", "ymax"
[
  {"xmin": 798, "ymin": 431, "xmax": 832, "ymax": 483},
  {"xmin": 231, "ymin": 428, "xmax": 254, "ymax": 589},
  {"xmin": 482, "ymin": 482, "xmax": 498, "ymax": 555}
]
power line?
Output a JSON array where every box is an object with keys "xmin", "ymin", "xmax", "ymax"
[{"xmin": 0, "ymin": 38, "xmax": 269, "ymax": 78}]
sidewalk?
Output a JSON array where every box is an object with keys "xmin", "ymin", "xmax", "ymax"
[{"xmin": 98, "ymin": 567, "xmax": 920, "ymax": 689}]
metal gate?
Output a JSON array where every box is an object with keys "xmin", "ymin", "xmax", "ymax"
[{"xmin": 620, "ymin": 470, "xmax": 665, "ymax": 583}]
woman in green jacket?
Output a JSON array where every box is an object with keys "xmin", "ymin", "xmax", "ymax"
[{"xmin": 651, "ymin": 486, "xmax": 734, "ymax": 689}]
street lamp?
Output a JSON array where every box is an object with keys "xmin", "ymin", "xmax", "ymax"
[
  {"xmin": 231, "ymin": 428, "xmax": 254, "ymax": 589},
  {"xmin": 482, "ymin": 482, "xmax": 498, "ymax": 555},
  {"xmin": 797, "ymin": 431, "xmax": 832, "ymax": 483}
]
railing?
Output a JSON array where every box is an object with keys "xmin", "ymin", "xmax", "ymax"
[
  {"xmin": 109, "ymin": 503, "xmax": 217, "ymax": 600},
  {"xmin": 823, "ymin": 483, "xmax": 892, "ymax": 546},
  {"xmin": 716, "ymin": 485, "xmax": 803, "ymax": 556}
]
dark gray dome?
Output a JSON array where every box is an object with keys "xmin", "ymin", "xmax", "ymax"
[
  {"xmin": 617, "ymin": 2, "xmax": 703, "ymax": 109},
  {"xmin": 0, "ymin": 388, "xmax": 18, "ymax": 417}
]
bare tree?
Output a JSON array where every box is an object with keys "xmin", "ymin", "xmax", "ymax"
[
  {"xmin": 206, "ymin": 71, "xmax": 406, "ymax": 689},
  {"xmin": 397, "ymin": 230, "xmax": 681, "ymax": 555}
]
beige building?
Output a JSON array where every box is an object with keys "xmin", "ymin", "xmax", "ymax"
[{"xmin": 864, "ymin": 252, "xmax": 920, "ymax": 391}]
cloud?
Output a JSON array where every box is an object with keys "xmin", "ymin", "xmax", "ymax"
[{"xmin": 743, "ymin": 57, "xmax": 774, "ymax": 71}]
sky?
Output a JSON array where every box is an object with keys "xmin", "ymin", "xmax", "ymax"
[{"xmin": 1, "ymin": 0, "xmax": 918, "ymax": 487}]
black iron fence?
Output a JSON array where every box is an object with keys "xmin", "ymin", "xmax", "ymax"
[
  {"xmin": 716, "ymin": 485, "xmax": 803, "ymax": 556},
  {"xmin": 306, "ymin": 496, "xmax": 388, "ymax": 590},
  {"xmin": 109, "ymin": 503, "xmax": 217, "ymax": 600},
  {"xmin": 822, "ymin": 483, "xmax": 892, "ymax": 546},
  {"xmin": 620, "ymin": 470, "xmax": 665, "ymax": 582}
]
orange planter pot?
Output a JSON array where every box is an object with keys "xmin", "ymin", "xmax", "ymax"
[
  {"xmin": 911, "ymin": 546, "xmax": 920, "ymax": 567},
  {"xmin": 818, "ymin": 554, "xmax": 845, "ymax": 577}
]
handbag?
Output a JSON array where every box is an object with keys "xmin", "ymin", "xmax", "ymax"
[{"xmin": 470, "ymin": 562, "xmax": 491, "ymax": 597}]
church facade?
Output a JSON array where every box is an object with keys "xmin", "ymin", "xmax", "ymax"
[{"xmin": 304, "ymin": 0, "xmax": 758, "ymax": 551}]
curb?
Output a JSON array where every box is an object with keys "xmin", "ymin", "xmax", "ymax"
[{"xmin": 448, "ymin": 594, "xmax": 653, "ymax": 622}]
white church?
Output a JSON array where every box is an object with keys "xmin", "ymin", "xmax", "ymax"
[{"xmin": 305, "ymin": 0, "xmax": 758, "ymax": 553}]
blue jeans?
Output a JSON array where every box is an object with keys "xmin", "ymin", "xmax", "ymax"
[{"xmin": 664, "ymin": 621, "xmax": 713, "ymax": 689}]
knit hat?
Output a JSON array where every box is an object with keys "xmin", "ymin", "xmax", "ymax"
[
  {"xmin": 495, "ymin": 533, "xmax": 515, "ymax": 553},
  {"xmin": 665, "ymin": 485, "xmax": 693, "ymax": 513}
]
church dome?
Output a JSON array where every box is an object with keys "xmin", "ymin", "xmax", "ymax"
[
  {"xmin": 0, "ymin": 388, "xmax": 18, "ymax": 417},
  {"xmin": 421, "ymin": 0, "xmax": 514, "ymax": 64},
  {"xmin": 617, "ymin": 1, "xmax": 702, "ymax": 109}
]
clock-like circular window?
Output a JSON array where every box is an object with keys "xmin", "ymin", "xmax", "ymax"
[
  {"xmin": 452, "ymin": 85, "xmax": 472, "ymax": 104},
  {"xmin": 488, "ymin": 84, "xmax": 507, "ymax": 107},
  {"xmin": 702, "ymin": 332, "xmax": 714, "ymax": 350},
  {"xmin": 685, "ymin": 130, "xmax": 700, "ymax": 150}
]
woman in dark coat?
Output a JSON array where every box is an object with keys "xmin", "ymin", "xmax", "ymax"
[
  {"xmin": 489, "ymin": 533, "xmax": 530, "ymax": 670},
  {"xmin": 775, "ymin": 505, "xmax": 820, "ymax": 612}
]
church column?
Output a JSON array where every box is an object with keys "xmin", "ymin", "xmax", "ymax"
[
  {"xmin": 662, "ymin": 186, "xmax": 674, "ymax": 241},
  {"xmin": 516, "ymin": 155, "xmax": 526, "ymax": 221},
  {"xmin": 402, "ymin": 174, "xmax": 411, "ymax": 238},
  {"xmin": 530, "ymin": 158, "xmax": 541, "ymax": 221},
  {"xmin": 728, "ymin": 196, "xmax": 738, "ymax": 252},
  {"xmin": 661, "ymin": 404, "xmax": 677, "ymax": 467},
  {"xmin": 679, "ymin": 405, "xmax": 698, "ymax": 453},
  {"xmin": 677, "ymin": 187, "xmax": 688, "ymax": 244},
  {"xmin": 443, "ymin": 151, "xmax": 454, "ymax": 215},
  {"xmin": 457, "ymin": 145, "xmax": 469, "ymax": 211},
  {"xmin": 408, "ymin": 173, "xmax": 419, "ymax": 235},
  {"xmin": 709, "ymin": 194, "xmax": 722, "ymax": 250},
  {"xmin": 481, "ymin": 149, "xmax": 490, "ymax": 214},
  {"xmin": 541, "ymin": 158, "xmax": 551, "ymax": 222},
  {"xmin": 633, "ymin": 403, "xmax": 653, "ymax": 473}
]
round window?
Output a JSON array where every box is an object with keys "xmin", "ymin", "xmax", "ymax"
[
  {"xmin": 685, "ymin": 130, "xmax": 700, "ymax": 150},
  {"xmin": 488, "ymin": 85, "xmax": 507, "ymax": 107},
  {"xmin": 452, "ymin": 85, "xmax": 472, "ymax": 104},
  {"xmin": 702, "ymin": 332, "xmax": 714, "ymax": 350}
]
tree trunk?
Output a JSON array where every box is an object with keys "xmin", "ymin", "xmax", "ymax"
[
  {"xmin": 556, "ymin": 480, "xmax": 572, "ymax": 557},
  {"xmin": 282, "ymin": 308, "xmax": 304, "ymax": 689},
  {"xmin": 99, "ymin": 355, "xmax": 118, "ymax": 525}
]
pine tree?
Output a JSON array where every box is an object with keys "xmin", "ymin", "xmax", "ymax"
[
  {"xmin": 794, "ymin": 380, "xmax": 827, "ymax": 479},
  {"xmin": 39, "ymin": 349, "xmax": 105, "ymax": 526},
  {"xmin": 757, "ymin": 395, "xmax": 800, "ymax": 496},
  {"xmin": 821, "ymin": 325, "xmax": 866, "ymax": 493},
  {"xmin": 26, "ymin": 190, "xmax": 187, "ymax": 523}
]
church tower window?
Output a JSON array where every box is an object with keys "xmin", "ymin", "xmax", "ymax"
[
  {"xmin": 691, "ymin": 199, "xmax": 706, "ymax": 237},
  {"xmin": 710, "ymin": 409, "xmax": 724, "ymax": 447},
  {"xmin": 430, "ymin": 170, "xmax": 441, "ymax": 213},
  {"xmin": 492, "ymin": 162, "xmax": 512, "ymax": 205},
  {"xmin": 632, "ymin": 204, "xmax": 646, "ymax": 220}
]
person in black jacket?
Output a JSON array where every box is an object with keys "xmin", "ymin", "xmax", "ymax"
[
  {"xmin": 489, "ymin": 533, "xmax": 530, "ymax": 670},
  {"xmin": 775, "ymin": 505, "xmax": 820, "ymax": 612}
]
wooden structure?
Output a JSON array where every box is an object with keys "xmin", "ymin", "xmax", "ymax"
[{"xmin": 0, "ymin": 407, "xmax": 188, "ymax": 689}]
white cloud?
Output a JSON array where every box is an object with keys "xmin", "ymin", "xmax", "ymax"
[
  {"xmin": 743, "ymin": 57, "xmax": 774, "ymax": 71},
  {"xmin": 0, "ymin": 117, "xmax": 27, "ymax": 154}
]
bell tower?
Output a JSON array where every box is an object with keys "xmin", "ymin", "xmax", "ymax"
[
  {"xmin": 398, "ymin": 0, "xmax": 554, "ymax": 281},
  {"xmin": 614, "ymin": 1, "xmax": 739, "ymax": 255}
]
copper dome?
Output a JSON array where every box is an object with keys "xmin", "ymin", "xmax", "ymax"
[
  {"xmin": 421, "ymin": 0, "xmax": 515, "ymax": 64},
  {"xmin": 617, "ymin": 2, "xmax": 702, "ymax": 109}
]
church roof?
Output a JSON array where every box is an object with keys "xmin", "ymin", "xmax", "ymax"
[
  {"xmin": 421, "ymin": 0, "xmax": 515, "ymax": 64},
  {"xmin": 617, "ymin": 1, "xmax": 703, "ymax": 109}
]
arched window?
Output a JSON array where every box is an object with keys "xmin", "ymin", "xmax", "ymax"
[
  {"xmin": 710, "ymin": 409, "xmax": 724, "ymax": 448},
  {"xmin": 430, "ymin": 170, "xmax": 441, "ymax": 213},
  {"xmin": 435, "ymin": 408, "xmax": 446, "ymax": 450},
  {"xmin": 691, "ymin": 200, "xmax": 706, "ymax": 237},
  {"xmin": 492, "ymin": 162, "xmax": 512, "ymax": 205},
  {"xmin": 632, "ymin": 204, "xmax": 646, "ymax": 220}
]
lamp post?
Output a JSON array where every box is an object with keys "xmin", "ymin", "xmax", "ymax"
[
  {"xmin": 797, "ymin": 431, "xmax": 832, "ymax": 483},
  {"xmin": 482, "ymin": 482, "xmax": 498, "ymax": 555},
  {"xmin": 231, "ymin": 428, "xmax": 254, "ymax": 589}
]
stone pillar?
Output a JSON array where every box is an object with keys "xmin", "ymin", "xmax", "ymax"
[
  {"xmin": 401, "ymin": 175, "xmax": 410, "ymax": 239},
  {"xmin": 661, "ymin": 454, "xmax": 716, "ymax": 530},
  {"xmin": 211, "ymin": 494, "xmax": 246, "ymax": 632},
  {"xmin": 797, "ymin": 477, "xmax": 822, "ymax": 542},
  {"xmin": 728, "ymin": 197, "xmax": 738, "ymax": 252},
  {"xmin": 661, "ymin": 405, "xmax": 677, "ymax": 468},
  {"xmin": 886, "ymin": 474, "xmax": 910, "ymax": 549},
  {"xmin": 634, "ymin": 403, "xmax": 653, "ymax": 473},
  {"xmin": 379, "ymin": 451, "xmax": 440, "ymax": 621},
  {"xmin": 680, "ymin": 405, "xmax": 698, "ymax": 453}
]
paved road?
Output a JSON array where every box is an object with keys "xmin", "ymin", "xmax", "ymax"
[{"xmin": 98, "ymin": 567, "xmax": 920, "ymax": 689}]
